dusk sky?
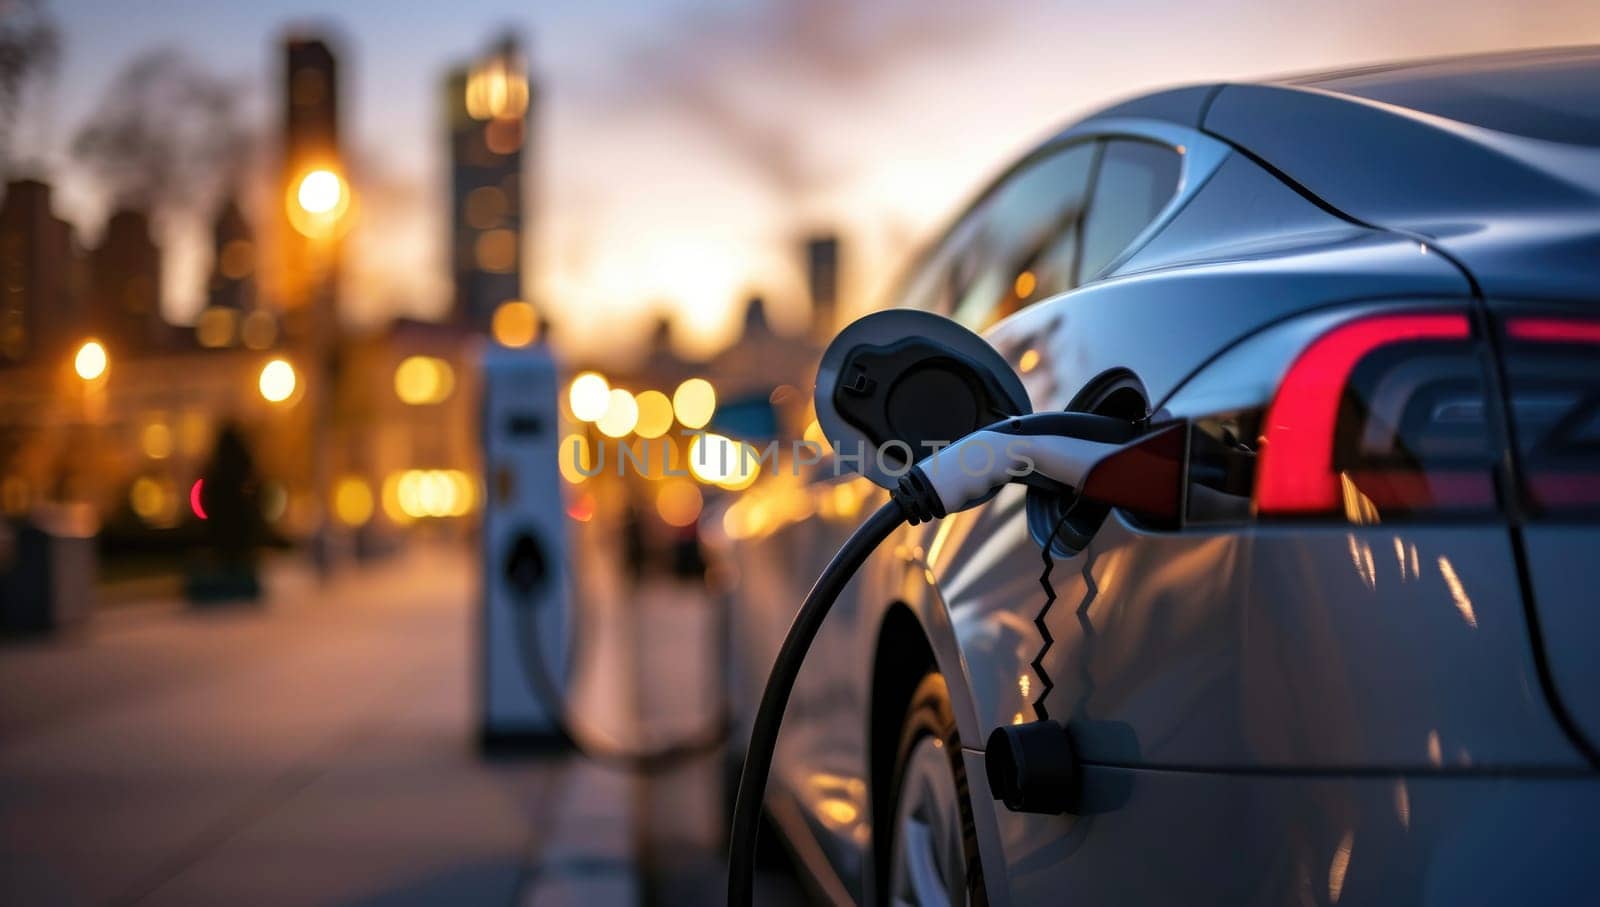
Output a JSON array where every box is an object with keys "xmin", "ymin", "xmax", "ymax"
[{"xmin": 25, "ymin": 0, "xmax": 1600, "ymax": 362}]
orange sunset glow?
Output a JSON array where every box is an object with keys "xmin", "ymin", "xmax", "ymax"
[{"xmin": 22, "ymin": 0, "xmax": 1598, "ymax": 365}]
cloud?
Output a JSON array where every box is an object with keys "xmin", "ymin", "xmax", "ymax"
[{"xmin": 596, "ymin": 0, "xmax": 1014, "ymax": 197}]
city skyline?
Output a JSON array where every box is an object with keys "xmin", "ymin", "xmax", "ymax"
[{"xmin": 14, "ymin": 0, "xmax": 1600, "ymax": 364}]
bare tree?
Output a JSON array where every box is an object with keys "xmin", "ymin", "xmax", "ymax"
[
  {"xmin": 0, "ymin": 0, "xmax": 59, "ymax": 170},
  {"xmin": 71, "ymin": 49, "xmax": 249, "ymax": 214}
]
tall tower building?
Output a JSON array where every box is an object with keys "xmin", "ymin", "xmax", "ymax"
[
  {"xmin": 805, "ymin": 234, "xmax": 840, "ymax": 340},
  {"xmin": 279, "ymin": 34, "xmax": 341, "ymax": 345},
  {"xmin": 446, "ymin": 34, "xmax": 534, "ymax": 334}
]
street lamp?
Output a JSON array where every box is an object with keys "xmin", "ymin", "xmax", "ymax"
[
  {"xmin": 73, "ymin": 339, "xmax": 108, "ymax": 382},
  {"xmin": 258, "ymin": 358, "xmax": 298, "ymax": 403},
  {"xmin": 283, "ymin": 165, "xmax": 349, "ymax": 577},
  {"xmin": 286, "ymin": 167, "xmax": 351, "ymax": 239}
]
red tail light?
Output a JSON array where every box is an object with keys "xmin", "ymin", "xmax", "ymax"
[
  {"xmin": 1255, "ymin": 312, "xmax": 1495, "ymax": 516},
  {"xmin": 1502, "ymin": 315, "xmax": 1600, "ymax": 514},
  {"xmin": 1507, "ymin": 318, "xmax": 1600, "ymax": 345}
]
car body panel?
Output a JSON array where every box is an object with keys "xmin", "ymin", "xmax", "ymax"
[
  {"xmin": 929, "ymin": 508, "xmax": 1585, "ymax": 771},
  {"xmin": 970, "ymin": 755, "xmax": 1600, "ymax": 906},
  {"xmin": 1517, "ymin": 526, "xmax": 1600, "ymax": 756}
]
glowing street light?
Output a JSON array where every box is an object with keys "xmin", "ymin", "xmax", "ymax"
[
  {"xmin": 74, "ymin": 340, "xmax": 108, "ymax": 381},
  {"xmin": 491, "ymin": 300, "xmax": 539, "ymax": 347},
  {"xmin": 287, "ymin": 167, "xmax": 351, "ymax": 238},
  {"xmin": 259, "ymin": 358, "xmax": 298, "ymax": 403},
  {"xmin": 332, "ymin": 475, "xmax": 374, "ymax": 527},
  {"xmin": 568, "ymin": 372, "xmax": 610, "ymax": 422},
  {"xmin": 298, "ymin": 169, "xmax": 342, "ymax": 214},
  {"xmin": 393, "ymin": 355, "xmax": 454, "ymax": 405},
  {"xmin": 596, "ymin": 388, "xmax": 639, "ymax": 438},
  {"xmin": 672, "ymin": 377, "xmax": 716, "ymax": 430},
  {"xmin": 633, "ymin": 390, "xmax": 674, "ymax": 439}
]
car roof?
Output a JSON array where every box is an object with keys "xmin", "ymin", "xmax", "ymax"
[
  {"xmin": 1281, "ymin": 45, "xmax": 1600, "ymax": 148},
  {"xmin": 1180, "ymin": 47, "xmax": 1600, "ymax": 239}
]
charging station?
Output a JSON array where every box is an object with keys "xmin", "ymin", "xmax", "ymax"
[{"xmin": 477, "ymin": 342, "xmax": 571, "ymax": 752}]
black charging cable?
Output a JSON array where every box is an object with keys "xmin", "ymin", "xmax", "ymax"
[
  {"xmin": 726, "ymin": 498, "xmax": 908, "ymax": 905},
  {"xmin": 509, "ymin": 574, "xmax": 732, "ymax": 774},
  {"xmin": 728, "ymin": 466, "xmax": 956, "ymax": 905}
]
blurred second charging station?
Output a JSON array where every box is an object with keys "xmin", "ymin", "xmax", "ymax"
[{"xmin": 477, "ymin": 343, "xmax": 571, "ymax": 751}]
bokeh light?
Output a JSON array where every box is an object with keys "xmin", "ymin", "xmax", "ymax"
[
  {"xmin": 596, "ymin": 388, "xmax": 639, "ymax": 438},
  {"xmin": 464, "ymin": 56, "xmax": 529, "ymax": 120},
  {"xmin": 464, "ymin": 186, "xmax": 507, "ymax": 229},
  {"xmin": 687, "ymin": 432, "xmax": 739, "ymax": 484},
  {"xmin": 333, "ymin": 475, "xmax": 375, "ymax": 527},
  {"xmin": 240, "ymin": 310, "xmax": 277, "ymax": 350},
  {"xmin": 129, "ymin": 475, "xmax": 176, "ymax": 525},
  {"xmin": 633, "ymin": 390, "xmax": 674, "ymax": 439},
  {"xmin": 381, "ymin": 474, "xmax": 413, "ymax": 526},
  {"xmin": 74, "ymin": 340, "xmax": 107, "ymax": 381},
  {"xmin": 297, "ymin": 169, "xmax": 343, "ymax": 214},
  {"xmin": 474, "ymin": 229, "xmax": 517, "ymax": 273},
  {"xmin": 656, "ymin": 479, "xmax": 703, "ymax": 527},
  {"xmin": 393, "ymin": 355, "xmax": 455, "ymax": 405},
  {"xmin": 672, "ymin": 378, "xmax": 716, "ymax": 430},
  {"xmin": 141, "ymin": 421, "xmax": 173, "ymax": 460},
  {"xmin": 491, "ymin": 300, "xmax": 538, "ymax": 347},
  {"xmin": 568, "ymin": 372, "xmax": 610, "ymax": 422},
  {"xmin": 567, "ymin": 491, "xmax": 596, "ymax": 522},
  {"xmin": 388, "ymin": 469, "xmax": 476, "ymax": 519},
  {"xmin": 803, "ymin": 418, "xmax": 831, "ymax": 455},
  {"xmin": 258, "ymin": 359, "xmax": 298, "ymax": 403},
  {"xmin": 195, "ymin": 307, "xmax": 237, "ymax": 348},
  {"xmin": 287, "ymin": 167, "xmax": 352, "ymax": 237},
  {"xmin": 718, "ymin": 442, "xmax": 762, "ymax": 491},
  {"xmin": 189, "ymin": 479, "xmax": 207, "ymax": 520},
  {"xmin": 559, "ymin": 432, "xmax": 593, "ymax": 484},
  {"xmin": 260, "ymin": 482, "xmax": 288, "ymax": 523}
]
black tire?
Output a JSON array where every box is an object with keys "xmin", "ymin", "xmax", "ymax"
[{"xmin": 881, "ymin": 671, "xmax": 988, "ymax": 906}]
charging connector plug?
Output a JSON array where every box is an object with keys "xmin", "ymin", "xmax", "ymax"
[{"xmin": 893, "ymin": 412, "xmax": 1139, "ymax": 524}]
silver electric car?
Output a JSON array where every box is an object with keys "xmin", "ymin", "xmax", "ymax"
[{"xmin": 708, "ymin": 47, "xmax": 1600, "ymax": 905}]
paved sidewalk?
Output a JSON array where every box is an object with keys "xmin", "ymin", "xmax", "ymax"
[{"xmin": 0, "ymin": 546, "xmax": 649, "ymax": 906}]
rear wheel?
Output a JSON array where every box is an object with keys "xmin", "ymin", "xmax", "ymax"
[{"xmin": 885, "ymin": 672, "xmax": 987, "ymax": 907}]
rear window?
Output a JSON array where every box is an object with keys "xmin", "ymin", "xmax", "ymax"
[{"xmin": 1078, "ymin": 139, "xmax": 1181, "ymax": 282}]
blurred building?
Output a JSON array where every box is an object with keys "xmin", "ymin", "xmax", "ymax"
[
  {"xmin": 629, "ymin": 316, "xmax": 698, "ymax": 391},
  {"xmin": 805, "ymin": 234, "xmax": 840, "ymax": 341},
  {"xmin": 278, "ymin": 34, "xmax": 341, "ymax": 345},
  {"xmin": 89, "ymin": 208, "xmax": 171, "ymax": 356},
  {"xmin": 0, "ymin": 179, "xmax": 85, "ymax": 367},
  {"xmin": 208, "ymin": 197, "xmax": 255, "ymax": 313},
  {"xmin": 445, "ymin": 34, "xmax": 535, "ymax": 334},
  {"xmin": 0, "ymin": 28, "xmax": 503, "ymax": 593},
  {"xmin": 334, "ymin": 320, "xmax": 482, "ymax": 544},
  {"xmin": 196, "ymin": 194, "xmax": 277, "ymax": 351}
]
